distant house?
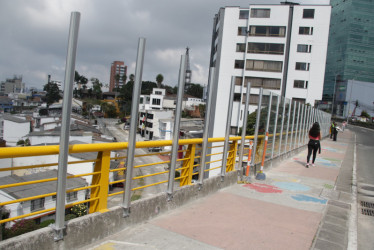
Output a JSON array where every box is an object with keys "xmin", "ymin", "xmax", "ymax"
[
  {"xmin": 0, "ymin": 96, "xmax": 13, "ymax": 113},
  {"xmin": 0, "ymin": 170, "xmax": 87, "ymax": 227},
  {"xmin": 2, "ymin": 114, "xmax": 31, "ymax": 146}
]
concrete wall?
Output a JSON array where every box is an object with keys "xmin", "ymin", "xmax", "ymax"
[{"xmin": 0, "ymin": 171, "xmax": 237, "ymax": 250}]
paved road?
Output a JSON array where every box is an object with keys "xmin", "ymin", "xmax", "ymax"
[
  {"xmin": 345, "ymin": 124, "xmax": 374, "ymax": 250},
  {"xmin": 99, "ymin": 119, "xmax": 169, "ymax": 208}
]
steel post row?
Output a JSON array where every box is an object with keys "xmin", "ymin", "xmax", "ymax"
[{"xmin": 54, "ymin": 12, "xmax": 80, "ymax": 241}]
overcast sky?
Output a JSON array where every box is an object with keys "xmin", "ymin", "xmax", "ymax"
[{"xmin": 0, "ymin": 0, "xmax": 329, "ymax": 91}]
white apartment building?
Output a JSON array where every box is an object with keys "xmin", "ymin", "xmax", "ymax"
[{"xmin": 209, "ymin": 3, "xmax": 331, "ymax": 139}]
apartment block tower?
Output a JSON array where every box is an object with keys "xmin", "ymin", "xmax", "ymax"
[
  {"xmin": 208, "ymin": 3, "xmax": 331, "ymax": 139},
  {"xmin": 109, "ymin": 61, "xmax": 127, "ymax": 92},
  {"xmin": 323, "ymin": 0, "xmax": 374, "ymax": 107}
]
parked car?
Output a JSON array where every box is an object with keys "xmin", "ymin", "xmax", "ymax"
[
  {"xmin": 148, "ymin": 147, "xmax": 162, "ymax": 152},
  {"xmin": 123, "ymin": 124, "xmax": 130, "ymax": 130}
]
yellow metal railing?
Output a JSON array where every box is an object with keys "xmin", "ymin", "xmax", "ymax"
[{"xmin": 0, "ymin": 135, "xmax": 256, "ymax": 225}]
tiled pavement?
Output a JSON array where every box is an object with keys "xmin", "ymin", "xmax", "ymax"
[{"xmin": 85, "ymin": 130, "xmax": 354, "ymax": 250}]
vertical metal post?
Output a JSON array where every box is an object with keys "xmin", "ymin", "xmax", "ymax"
[
  {"xmin": 304, "ymin": 106, "xmax": 310, "ymax": 144},
  {"xmin": 54, "ymin": 12, "xmax": 80, "ymax": 241},
  {"xmin": 298, "ymin": 104, "xmax": 305, "ymax": 147},
  {"xmin": 122, "ymin": 38, "xmax": 146, "ymax": 216},
  {"xmin": 167, "ymin": 55, "xmax": 187, "ymax": 197},
  {"xmin": 284, "ymin": 99, "xmax": 291, "ymax": 154},
  {"xmin": 278, "ymin": 98, "xmax": 286, "ymax": 156},
  {"xmin": 271, "ymin": 95, "xmax": 279, "ymax": 158},
  {"xmin": 294, "ymin": 102, "xmax": 301, "ymax": 149},
  {"xmin": 221, "ymin": 76, "xmax": 236, "ymax": 179},
  {"xmin": 289, "ymin": 101, "xmax": 296, "ymax": 150},
  {"xmin": 238, "ymin": 83, "xmax": 251, "ymax": 180},
  {"xmin": 251, "ymin": 88, "xmax": 263, "ymax": 172},
  {"xmin": 198, "ymin": 67, "xmax": 215, "ymax": 186}
]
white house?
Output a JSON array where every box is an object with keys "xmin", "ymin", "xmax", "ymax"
[
  {"xmin": 139, "ymin": 110, "xmax": 174, "ymax": 140},
  {"xmin": 208, "ymin": 3, "xmax": 331, "ymax": 175},
  {"xmin": 0, "ymin": 170, "xmax": 87, "ymax": 227},
  {"xmin": 2, "ymin": 114, "xmax": 31, "ymax": 146}
]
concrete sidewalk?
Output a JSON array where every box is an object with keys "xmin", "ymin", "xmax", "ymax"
[{"xmin": 84, "ymin": 130, "xmax": 354, "ymax": 250}]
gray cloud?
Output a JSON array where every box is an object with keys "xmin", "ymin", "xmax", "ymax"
[{"xmin": 0, "ymin": 0, "xmax": 329, "ymax": 90}]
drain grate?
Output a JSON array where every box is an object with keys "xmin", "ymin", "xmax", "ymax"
[
  {"xmin": 361, "ymin": 208, "xmax": 374, "ymax": 217},
  {"xmin": 361, "ymin": 201, "xmax": 374, "ymax": 209}
]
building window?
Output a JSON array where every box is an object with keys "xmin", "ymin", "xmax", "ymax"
[
  {"xmin": 297, "ymin": 44, "xmax": 312, "ymax": 53},
  {"xmin": 236, "ymin": 43, "xmax": 246, "ymax": 52},
  {"xmin": 31, "ymin": 198, "xmax": 45, "ymax": 211},
  {"xmin": 152, "ymin": 98, "xmax": 161, "ymax": 105},
  {"xmin": 146, "ymin": 122, "xmax": 153, "ymax": 128},
  {"xmin": 238, "ymin": 27, "xmax": 247, "ymax": 36},
  {"xmin": 66, "ymin": 191, "xmax": 78, "ymax": 202},
  {"xmin": 294, "ymin": 80, "xmax": 308, "ymax": 88},
  {"xmin": 303, "ymin": 9, "xmax": 315, "ymax": 19},
  {"xmin": 249, "ymin": 26, "xmax": 286, "ymax": 37},
  {"xmin": 246, "ymin": 60, "xmax": 283, "ymax": 72},
  {"xmin": 239, "ymin": 10, "xmax": 249, "ymax": 19},
  {"xmin": 299, "ymin": 27, "xmax": 313, "ymax": 35},
  {"xmin": 155, "ymin": 91, "xmax": 162, "ymax": 95},
  {"xmin": 234, "ymin": 60, "xmax": 245, "ymax": 69},
  {"xmin": 295, "ymin": 62, "xmax": 310, "ymax": 71},
  {"xmin": 250, "ymin": 8, "xmax": 270, "ymax": 18},
  {"xmin": 247, "ymin": 43, "xmax": 284, "ymax": 54},
  {"xmin": 245, "ymin": 77, "xmax": 281, "ymax": 90},
  {"xmin": 292, "ymin": 98, "xmax": 306, "ymax": 104},
  {"xmin": 147, "ymin": 113, "xmax": 154, "ymax": 119},
  {"xmin": 235, "ymin": 77, "xmax": 243, "ymax": 86}
]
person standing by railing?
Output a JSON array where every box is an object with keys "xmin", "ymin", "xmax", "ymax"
[{"xmin": 306, "ymin": 122, "xmax": 321, "ymax": 168}]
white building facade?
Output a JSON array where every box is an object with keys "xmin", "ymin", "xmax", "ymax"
[{"xmin": 209, "ymin": 3, "xmax": 331, "ymax": 138}]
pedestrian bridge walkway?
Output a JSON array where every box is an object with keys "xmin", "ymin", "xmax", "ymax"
[{"xmin": 0, "ymin": 129, "xmax": 354, "ymax": 250}]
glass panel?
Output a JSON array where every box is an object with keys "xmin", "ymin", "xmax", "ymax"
[{"xmin": 266, "ymin": 94, "xmax": 278, "ymax": 159}]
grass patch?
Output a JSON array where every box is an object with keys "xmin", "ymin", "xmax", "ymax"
[{"xmin": 324, "ymin": 184, "xmax": 334, "ymax": 189}]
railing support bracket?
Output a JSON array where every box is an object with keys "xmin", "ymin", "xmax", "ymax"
[
  {"xmin": 122, "ymin": 206, "xmax": 130, "ymax": 217},
  {"xmin": 52, "ymin": 224, "xmax": 66, "ymax": 241}
]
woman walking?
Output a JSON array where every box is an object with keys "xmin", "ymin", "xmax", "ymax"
[{"xmin": 306, "ymin": 122, "xmax": 321, "ymax": 168}]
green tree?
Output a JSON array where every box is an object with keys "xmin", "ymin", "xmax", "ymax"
[
  {"xmin": 156, "ymin": 74, "xmax": 164, "ymax": 88},
  {"xmin": 90, "ymin": 78, "xmax": 103, "ymax": 99},
  {"xmin": 141, "ymin": 81, "xmax": 157, "ymax": 95},
  {"xmin": 43, "ymin": 82, "xmax": 61, "ymax": 106},
  {"xmin": 361, "ymin": 110, "xmax": 370, "ymax": 119},
  {"xmin": 185, "ymin": 83, "xmax": 203, "ymax": 98},
  {"xmin": 101, "ymin": 102, "xmax": 118, "ymax": 118}
]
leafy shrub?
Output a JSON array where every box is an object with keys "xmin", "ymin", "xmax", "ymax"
[
  {"xmin": 3, "ymin": 220, "xmax": 40, "ymax": 239},
  {"xmin": 70, "ymin": 204, "xmax": 87, "ymax": 217},
  {"xmin": 65, "ymin": 214, "xmax": 77, "ymax": 221},
  {"xmin": 39, "ymin": 219, "xmax": 55, "ymax": 228}
]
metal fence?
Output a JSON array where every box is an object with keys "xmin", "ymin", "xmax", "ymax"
[{"xmin": 0, "ymin": 11, "xmax": 331, "ymax": 241}]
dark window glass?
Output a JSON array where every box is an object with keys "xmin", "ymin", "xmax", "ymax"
[
  {"xmin": 234, "ymin": 60, "xmax": 244, "ymax": 69},
  {"xmin": 303, "ymin": 9, "xmax": 315, "ymax": 19},
  {"xmin": 247, "ymin": 43, "xmax": 284, "ymax": 54},
  {"xmin": 294, "ymin": 80, "xmax": 306, "ymax": 88},
  {"xmin": 295, "ymin": 62, "xmax": 310, "ymax": 71},
  {"xmin": 239, "ymin": 10, "xmax": 249, "ymax": 19},
  {"xmin": 297, "ymin": 44, "xmax": 312, "ymax": 53},
  {"xmin": 238, "ymin": 27, "xmax": 247, "ymax": 36},
  {"xmin": 236, "ymin": 43, "xmax": 246, "ymax": 52},
  {"xmin": 250, "ymin": 9, "xmax": 270, "ymax": 18},
  {"xmin": 246, "ymin": 60, "xmax": 283, "ymax": 72},
  {"xmin": 299, "ymin": 27, "xmax": 313, "ymax": 35},
  {"xmin": 31, "ymin": 198, "xmax": 45, "ymax": 211}
]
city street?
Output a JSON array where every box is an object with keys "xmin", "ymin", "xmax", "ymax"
[
  {"xmin": 345, "ymin": 124, "xmax": 374, "ymax": 249},
  {"xmin": 97, "ymin": 118, "xmax": 169, "ymax": 208}
]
